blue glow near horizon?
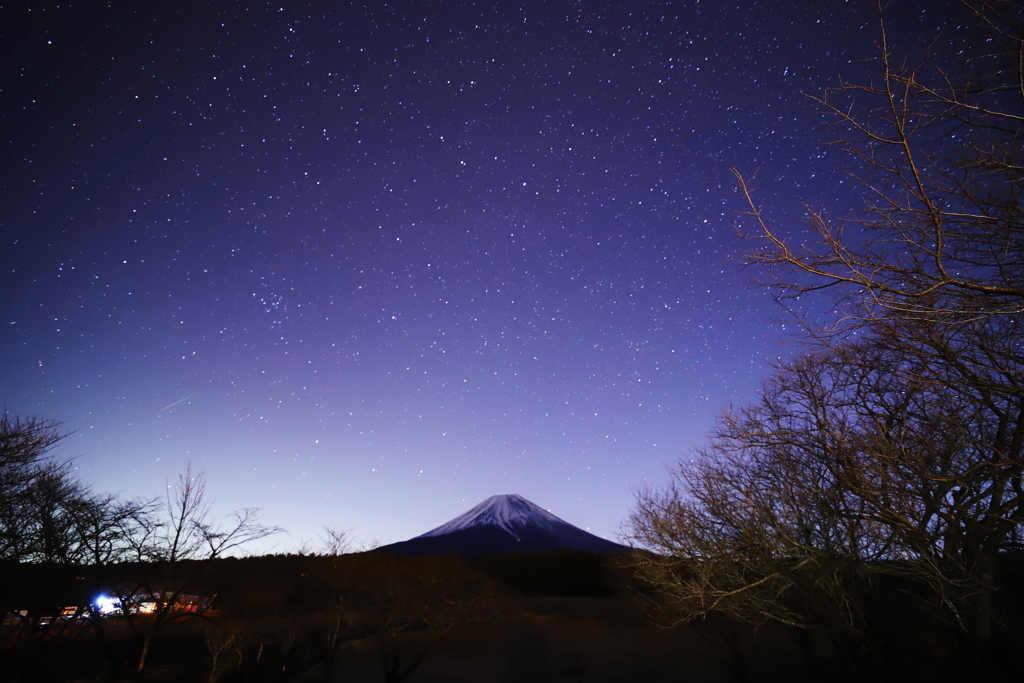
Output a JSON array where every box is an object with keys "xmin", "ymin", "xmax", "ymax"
[{"xmin": 94, "ymin": 595, "xmax": 120, "ymax": 615}]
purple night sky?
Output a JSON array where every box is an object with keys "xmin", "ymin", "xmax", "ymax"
[{"xmin": 1, "ymin": 0, "xmax": 959, "ymax": 552}]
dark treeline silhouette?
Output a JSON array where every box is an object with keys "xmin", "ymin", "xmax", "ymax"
[
  {"xmin": 6, "ymin": 546, "xmax": 1024, "ymax": 682},
  {"xmin": 471, "ymin": 549, "xmax": 621, "ymax": 597},
  {"xmin": 1, "ymin": 548, "xmax": 633, "ymax": 682}
]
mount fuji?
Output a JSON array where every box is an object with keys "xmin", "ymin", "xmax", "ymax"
[{"xmin": 374, "ymin": 494, "xmax": 631, "ymax": 558}]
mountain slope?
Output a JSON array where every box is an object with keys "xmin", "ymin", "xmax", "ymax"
[{"xmin": 374, "ymin": 494, "xmax": 630, "ymax": 558}]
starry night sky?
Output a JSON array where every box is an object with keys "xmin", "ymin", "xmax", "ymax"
[{"xmin": 1, "ymin": 0, "xmax": 961, "ymax": 551}]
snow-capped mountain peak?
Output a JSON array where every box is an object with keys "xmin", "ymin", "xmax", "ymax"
[
  {"xmin": 374, "ymin": 492, "xmax": 630, "ymax": 557},
  {"xmin": 415, "ymin": 493, "xmax": 563, "ymax": 540}
]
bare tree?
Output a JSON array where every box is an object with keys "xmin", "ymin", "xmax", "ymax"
[
  {"xmin": 0, "ymin": 413, "xmax": 65, "ymax": 472},
  {"xmin": 115, "ymin": 464, "xmax": 282, "ymax": 676},
  {"xmin": 204, "ymin": 618, "xmax": 251, "ymax": 683},
  {"xmin": 738, "ymin": 0, "xmax": 1024, "ymax": 324},
  {"xmin": 0, "ymin": 412, "xmax": 156, "ymax": 568},
  {"xmin": 627, "ymin": 344, "xmax": 900, "ymax": 675},
  {"xmin": 291, "ymin": 525, "xmax": 379, "ymax": 557},
  {"xmin": 709, "ymin": 0, "xmax": 1024, "ymax": 669},
  {"xmin": 0, "ymin": 413, "xmax": 72, "ymax": 562},
  {"xmin": 320, "ymin": 526, "xmax": 355, "ymax": 556},
  {"xmin": 73, "ymin": 492, "xmax": 156, "ymax": 566},
  {"xmin": 313, "ymin": 526, "xmax": 356, "ymax": 683},
  {"xmin": 0, "ymin": 413, "xmax": 147, "ymax": 681},
  {"xmin": 628, "ymin": 329, "xmax": 1024, "ymax": 675}
]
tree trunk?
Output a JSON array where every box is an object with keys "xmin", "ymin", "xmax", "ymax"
[{"xmin": 137, "ymin": 629, "xmax": 153, "ymax": 677}]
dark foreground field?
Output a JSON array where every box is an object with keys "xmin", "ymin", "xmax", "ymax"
[{"xmin": 3, "ymin": 551, "xmax": 1023, "ymax": 682}]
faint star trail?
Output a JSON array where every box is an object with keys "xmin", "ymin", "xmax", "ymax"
[{"xmin": 160, "ymin": 394, "xmax": 197, "ymax": 413}]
